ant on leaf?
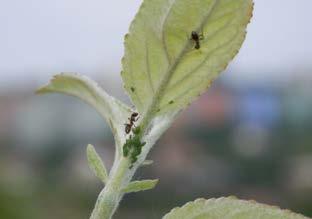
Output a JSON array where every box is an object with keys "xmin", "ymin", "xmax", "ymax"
[{"xmin": 191, "ymin": 31, "xmax": 204, "ymax": 49}]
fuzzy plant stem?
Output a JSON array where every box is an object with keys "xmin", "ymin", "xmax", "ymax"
[
  {"xmin": 90, "ymin": 157, "xmax": 133, "ymax": 219},
  {"xmin": 90, "ymin": 107, "xmax": 158, "ymax": 219}
]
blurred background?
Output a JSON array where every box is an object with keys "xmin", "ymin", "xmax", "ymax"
[{"xmin": 0, "ymin": 0, "xmax": 312, "ymax": 218}]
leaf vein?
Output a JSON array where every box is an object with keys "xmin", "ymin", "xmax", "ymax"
[
  {"xmin": 161, "ymin": 0, "xmax": 177, "ymax": 63},
  {"xmin": 145, "ymin": 41, "xmax": 155, "ymax": 94},
  {"xmin": 166, "ymin": 17, "xmax": 235, "ymax": 91},
  {"xmin": 160, "ymin": 31, "xmax": 240, "ymax": 109},
  {"xmin": 127, "ymin": 50, "xmax": 144, "ymax": 109}
]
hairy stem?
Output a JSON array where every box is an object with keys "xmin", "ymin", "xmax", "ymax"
[
  {"xmin": 90, "ymin": 157, "xmax": 133, "ymax": 219},
  {"xmin": 89, "ymin": 100, "xmax": 174, "ymax": 218}
]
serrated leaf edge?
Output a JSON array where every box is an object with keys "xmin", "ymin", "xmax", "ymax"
[
  {"xmin": 163, "ymin": 196, "xmax": 310, "ymax": 219},
  {"xmin": 122, "ymin": 0, "xmax": 254, "ymax": 117}
]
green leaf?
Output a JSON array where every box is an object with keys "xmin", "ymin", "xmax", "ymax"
[
  {"xmin": 122, "ymin": 0, "xmax": 253, "ymax": 116},
  {"xmin": 141, "ymin": 160, "xmax": 154, "ymax": 166},
  {"xmin": 122, "ymin": 179, "xmax": 158, "ymax": 193},
  {"xmin": 36, "ymin": 73, "xmax": 132, "ymax": 155},
  {"xmin": 86, "ymin": 144, "xmax": 108, "ymax": 184},
  {"xmin": 163, "ymin": 197, "xmax": 310, "ymax": 219}
]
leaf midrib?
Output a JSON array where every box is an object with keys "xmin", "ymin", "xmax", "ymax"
[{"xmin": 140, "ymin": 0, "xmax": 219, "ymax": 131}]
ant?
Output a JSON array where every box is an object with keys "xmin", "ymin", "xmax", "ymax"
[
  {"xmin": 191, "ymin": 31, "xmax": 204, "ymax": 49},
  {"xmin": 124, "ymin": 112, "xmax": 139, "ymax": 134}
]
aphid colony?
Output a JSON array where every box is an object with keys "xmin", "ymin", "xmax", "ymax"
[{"xmin": 123, "ymin": 112, "xmax": 146, "ymax": 167}]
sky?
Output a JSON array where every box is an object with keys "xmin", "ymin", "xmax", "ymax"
[{"xmin": 0, "ymin": 0, "xmax": 311, "ymax": 90}]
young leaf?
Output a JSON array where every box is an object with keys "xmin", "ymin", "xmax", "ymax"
[
  {"xmin": 163, "ymin": 197, "xmax": 310, "ymax": 219},
  {"xmin": 141, "ymin": 160, "xmax": 154, "ymax": 166},
  {"xmin": 122, "ymin": 179, "xmax": 158, "ymax": 193},
  {"xmin": 122, "ymin": 0, "xmax": 253, "ymax": 116},
  {"xmin": 36, "ymin": 73, "xmax": 131, "ymax": 155},
  {"xmin": 86, "ymin": 144, "xmax": 108, "ymax": 184}
]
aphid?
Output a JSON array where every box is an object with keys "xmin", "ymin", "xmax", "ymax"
[
  {"xmin": 122, "ymin": 130, "xmax": 146, "ymax": 168},
  {"xmin": 191, "ymin": 31, "xmax": 203, "ymax": 49},
  {"xmin": 132, "ymin": 126, "xmax": 141, "ymax": 135},
  {"xmin": 124, "ymin": 112, "xmax": 139, "ymax": 134}
]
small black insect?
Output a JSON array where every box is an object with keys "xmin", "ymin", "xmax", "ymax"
[
  {"xmin": 191, "ymin": 31, "xmax": 203, "ymax": 49},
  {"xmin": 124, "ymin": 112, "xmax": 139, "ymax": 134},
  {"xmin": 130, "ymin": 112, "xmax": 139, "ymax": 122}
]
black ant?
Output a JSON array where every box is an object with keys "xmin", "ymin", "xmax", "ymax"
[
  {"xmin": 191, "ymin": 31, "xmax": 204, "ymax": 49},
  {"xmin": 124, "ymin": 112, "xmax": 139, "ymax": 134}
]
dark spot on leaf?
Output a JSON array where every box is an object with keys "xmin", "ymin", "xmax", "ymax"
[
  {"xmin": 156, "ymin": 109, "xmax": 160, "ymax": 112},
  {"xmin": 130, "ymin": 87, "xmax": 135, "ymax": 92},
  {"xmin": 169, "ymin": 100, "xmax": 174, "ymax": 104}
]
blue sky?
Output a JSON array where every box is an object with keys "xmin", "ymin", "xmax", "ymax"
[{"xmin": 0, "ymin": 0, "xmax": 311, "ymax": 89}]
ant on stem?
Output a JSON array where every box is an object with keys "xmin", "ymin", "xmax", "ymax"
[{"xmin": 124, "ymin": 112, "xmax": 139, "ymax": 134}]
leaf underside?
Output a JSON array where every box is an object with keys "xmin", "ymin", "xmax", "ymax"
[
  {"xmin": 163, "ymin": 197, "xmax": 310, "ymax": 219},
  {"xmin": 122, "ymin": 0, "xmax": 253, "ymax": 116},
  {"xmin": 36, "ymin": 73, "xmax": 131, "ymax": 153},
  {"xmin": 86, "ymin": 144, "xmax": 108, "ymax": 184},
  {"xmin": 122, "ymin": 179, "xmax": 158, "ymax": 194}
]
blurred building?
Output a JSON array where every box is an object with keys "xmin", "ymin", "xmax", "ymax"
[{"xmin": 1, "ymin": 72, "xmax": 312, "ymax": 218}]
